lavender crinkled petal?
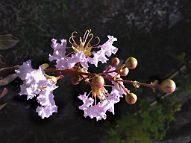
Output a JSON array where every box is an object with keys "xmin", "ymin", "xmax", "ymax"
[
  {"xmin": 78, "ymin": 91, "xmax": 122, "ymax": 121},
  {"xmin": 36, "ymin": 104, "xmax": 58, "ymax": 119},
  {"xmin": 15, "ymin": 60, "xmax": 33, "ymax": 80},
  {"xmin": 100, "ymin": 35, "xmax": 118, "ymax": 57},
  {"xmin": 49, "ymin": 38, "xmax": 67, "ymax": 62}
]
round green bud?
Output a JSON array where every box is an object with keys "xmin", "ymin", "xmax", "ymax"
[
  {"xmin": 91, "ymin": 75, "xmax": 105, "ymax": 88},
  {"xmin": 125, "ymin": 93, "xmax": 137, "ymax": 104},
  {"xmin": 119, "ymin": 67, "xmax": 129, "ymax": 76},
  {"xmin": 125, "ymin": 57, "xmax": 138, "ymax": 69},
  {"xmin": 111, "ymin": 57, "xmax": 120, "ymax": 66},
  {"xmin": 160, "ymin": 79, "xmax": 176, "ymax": 94}
]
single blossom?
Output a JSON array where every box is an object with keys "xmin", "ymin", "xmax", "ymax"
[
  {"xmin": 49, "ymin": 35, "xmax": 118, "ymax": 69},
  {"xmin": 78, "ymin": 82, "xmax": 126, "ymax": 121},
  {"xmin": 16, "ymin": 60, "xmax": 58, "ymax": 119}
]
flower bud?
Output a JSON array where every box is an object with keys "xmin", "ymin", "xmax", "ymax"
[
  {"xmin": 125, "ymin": 57, "xmax": 138, "ymax": 69},
  {"xmin": 91, "ymin": 75, "xmax": 105, "ymax": 88},
  {"xmin": 160, "ymin": 79, "xmax": 176, "ymax": 94},
  {"xmin": 91, "ymin": 75, "xmax": 107, "ymax": 99},
  {"xmin": 119, "ymin": 67, "xmax": 129, "ymax": 76},
  {"xmin": 125, "ymin": 93, "xmax": 137, "ymax": 104},
  {"xmin": 111, "ymin": 57, "xmax": 120, "ymax": 66}
]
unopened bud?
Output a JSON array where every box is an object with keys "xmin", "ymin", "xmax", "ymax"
[
  {"xmin": 125, "ymin": 57, "xmax": 138, "ymax": 69},
  {"xmin": 91, "ymin": 75, "xmax": 105, "ymax": 88},
  {"xmin": 125, "ymin": 93, "xmax": 137, "ymax": 104},
  {"xmin": 160, "ymin": 79, "xmax": 176, "ymax": 94},
  {"xmin": 112, "ymin": 57, "xmax": 120, "ymax": 66},
  {"xmin": 119, "ymin": 67, "xmax": 129, "ymax": 76},
  {"xmin": 91, "ymin": 75, "xmax": 107, "ymax": 99}
]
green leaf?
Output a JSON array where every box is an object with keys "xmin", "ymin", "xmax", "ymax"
[{"xmin": 0, "ymin": 34, "xmax": 19, "ymax": 50}]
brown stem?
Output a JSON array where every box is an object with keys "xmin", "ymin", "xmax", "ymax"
[
  {"xmin": 103, "ymin": 74, "xmax": 130, "ymax": 94},
  {"xmin": 116, "ymin": 79, "xmax": 160, "ymax": 90},
  {"xmin": 45, "ymin": 68, "xmax": 160, "ymax": 91},
  {"xmin": 103, "ymin": 69, "xmax": 118, "ymax": 74},
  {"xmin": 116, "ymin": 80, "xmax": 130, "ymax": 95},
  {"xmin": 44, "ymin": 68, "xmax": 93, "ymax": 77},
  {"xmin": 102, "ymin": 65, "xmax": 127, "ymax": 75}
]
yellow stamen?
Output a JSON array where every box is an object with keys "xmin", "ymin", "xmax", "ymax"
[{"xmin": 69, "ymin": 29, "xmax": 100, "ymax": 57}]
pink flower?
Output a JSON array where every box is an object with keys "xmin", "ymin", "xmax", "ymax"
[
  {"xmin": 49, "ymin": 35, "xmax": 118, "ymax": 69},
  {"xmin": 16, "ymin": 60, "xmax": 58, "ymax": 119},
  {"xmin": 78, "ymin": 82, "xmax": 126, "ymax": 121}
]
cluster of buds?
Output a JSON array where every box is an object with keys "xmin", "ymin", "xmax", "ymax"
[{"xmin": 15, "ymin": 30, "xmax": 176, "ymax": 121}]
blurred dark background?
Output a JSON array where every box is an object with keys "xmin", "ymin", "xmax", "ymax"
[{"xmin": 0, "ymin": 0, "xmax": 191, "ymax": 143}]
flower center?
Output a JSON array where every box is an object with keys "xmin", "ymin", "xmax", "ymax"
[{"xmin": 69, "ymin": 29, "xmax": 100, "ymax": 57}]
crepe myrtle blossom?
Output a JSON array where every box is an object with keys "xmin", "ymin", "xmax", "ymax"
[
  {"xmin": 78, "ymin": 67, "xmax": 129, "ymax": 121},
  {"xmin": 15, "ymin": 29, "xmax": 176, "ymax": 121},
  {"xmin": 49, "ymin": 29, "xmax": 118, "ymax": 69},
  {"xmin": 78, "ymin": 82, "xmax": 128, "ymax": 121},
  {"xmin": 16, "ymin": 60, "xmax": 58, "ymax": 119}
]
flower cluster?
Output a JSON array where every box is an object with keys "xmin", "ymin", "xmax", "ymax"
[{"xmin": 15, "ymin": 30, "xmax": 176, "ymax": 121}]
